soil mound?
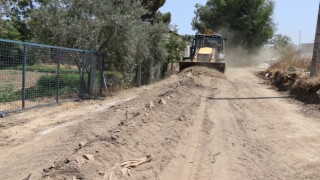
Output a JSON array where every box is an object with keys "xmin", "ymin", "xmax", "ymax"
[
  {"xmin": 179, "ymin": 66, "xmax": 226, "ymax": 79},
  {"xmin": 260, "ymin": 70, "xmax": 320, "ymax": 104}
]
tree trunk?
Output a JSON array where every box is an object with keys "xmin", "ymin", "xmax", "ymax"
[
  {"xmin": 311, "ymin": 2, "xmax": 320, "ymax": 77},
  {"xmin": 98, "ymin": 55, "xmax": 107, "ymax": 91},
  {"xmin": 171, "ymin": 59, "xmax": 173, "ymax": 74},
  {"xmin": 136, "ymin": 62, "xmax": 142, "ymax": 87},
  {"xmin": 89, "ymin": 55, "xmax": 97, "ymax": 97}
]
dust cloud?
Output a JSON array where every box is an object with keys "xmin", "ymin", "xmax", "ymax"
[{"xmin": 226, "ymin": 46, "xmax": 281, "ymax": 68}]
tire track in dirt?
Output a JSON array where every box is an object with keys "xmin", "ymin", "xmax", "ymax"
[
  {"xmin": 204, "ymin": 68, "xmax": 320, "ymax": 179},
  {"xmin": 225, "ymin": 79, "xmax": 278, "ymax": 179},
  {"xmin": 188, "ymin": 78, "xmax": 218, "ymax": 180},
  {"xmin": 204, "ymin": 73, "xmax": 282, "ymax": 179},
  {"xmin": 159, "ymin": 76, "xmax": 219, "ymax": 180}
]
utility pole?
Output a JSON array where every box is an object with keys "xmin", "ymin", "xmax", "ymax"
[
  {"xmin": 311, "ymin": 2, "xmax": 320, "ymax": 77},
  {"xmin": 299, "ymin": 30, "xmax": 301, "ymax": 52}
]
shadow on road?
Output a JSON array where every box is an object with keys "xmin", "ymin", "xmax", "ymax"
[{"xmin": 206, "ymin": 96, "xmax": 292, "ymax": 100}]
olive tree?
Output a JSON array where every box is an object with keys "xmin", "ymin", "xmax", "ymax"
[
  {"xmin": 270, "ymin": 34, "xmax": 294, "ymax": 56},
  {"xmin": 192, "ymin": 0, "xmax": 275, "ymax": 50},
  {"xmin": 30, "ymin": 0, "xmax": 171, "ymax": 86},
  {"xmin": 0, "ymin": 0, "xmax": 37, "ymax": 41},
  {"xmin": 134, "ymin": 22, "xmax": 169, "ymax": 85},
  {"xmin": 30, "ymin": 0, "xmax": 146, "ymax": 87}
]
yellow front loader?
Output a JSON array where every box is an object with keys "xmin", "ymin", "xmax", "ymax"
[{"xmin": 179, "ymin": 32, "xmax": 226, "ymax": 73}]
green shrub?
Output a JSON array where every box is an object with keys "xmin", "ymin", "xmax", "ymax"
[
  {"xmin": 104, "ymin": 71, "xmax": 123, "ymax": 86},
  {"xmin": 35, "ymin": 74, "xmax": 81, "ymax": 98},
  {"xmin": 37, "ymin": 74, "xmax": 81, "ymax": 90},
  {"xmin": 104, "ymin": 71, "xmax": 123, "ymax": 80},
  {"xmin": 59, "ymin": 74, "xmax": 81, "ymax": 89},
  {"xmin": 0, "ymin": 71, "xmax": 82, "ymax": 103},
  {"xmin": 12, "ymin": 64, "xmax": 79, "ymax": 74},
  {"xmin": 37, "ymin": 75, "xmax": 56, "ymax": 88},
  {"xmin": 0, "ymin": 91, "xmax": 21, "ymax": 102}
]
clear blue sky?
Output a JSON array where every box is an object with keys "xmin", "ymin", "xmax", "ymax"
[{"xmin": 160, "ymin": 0, "xmax": 319, "ymax": 44}]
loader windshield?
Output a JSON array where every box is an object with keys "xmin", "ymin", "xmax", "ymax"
[{"xmin": 195, "ymin": 35, "xmax": 221, "ymax": 51}]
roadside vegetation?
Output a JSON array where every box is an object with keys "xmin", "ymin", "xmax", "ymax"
[
  {"xmin": 0, "ymin": 68, "xmax": 124, "ymax": 103},
  {"xmin": 261, "ymin": 57, "xmax": 320, "ymax": 104},
  {"xmin": 261, "ymin": 54, "xmax": 320, "ymax": 103},
  {"xmin": 0, "ymin": 0, "xmax": 188, "ymax": 104},
  {"xmin": 0, "ymin": 0, "xmax": 185, "ymax": 86},
  {"xmin": 260, "ymin": 36, "xmax": 320, "ymax": 104},
  {"xmin": 0, "ymin": 73, "xmax": 80, "ymax": 103}
]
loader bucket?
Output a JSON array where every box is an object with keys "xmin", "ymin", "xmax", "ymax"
[{"xmin": 179, "ymin": 61, "xmax": 225, "ymax": 73}]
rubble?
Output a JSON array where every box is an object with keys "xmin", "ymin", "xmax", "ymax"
[
  {"xmin": 83, "ymin": 154, "xmax": 95, "ymax": 161},
  {"xmin": 74, "ymin": 155, "xmax": 85, "ymax": 165},
  {"xmin": 158, "ymin": 99, "xmax": 167, "ymax": 105},
  {"xmin": 79, "ymin": 141, "xmax": 87, "ymax": 147},
  {"xmin": 145, "ymin": 101, "xmax": 155, "ymax": 108}
]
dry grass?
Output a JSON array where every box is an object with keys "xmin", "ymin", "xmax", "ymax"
[
  {"xmin": 268, "ymin": 52, "xmax": 311, "ymax": 73},
  {"xmin": 0, "ymin": 70, "xmax": 51, "ymax": 91},
  {"xmin": 291, "ymin": 76, "xmax": 320, "ymax": 103},
  {"xmin": 262, "ymin": 51, "xmax": 320, "ymax": 104}
]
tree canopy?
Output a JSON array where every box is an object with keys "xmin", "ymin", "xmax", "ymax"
[
  {"xmin": 192, "ymin": 0, "xmax": 275, "ymax": 50},
  {"xmin": 0, "ymin": 0, "xmax": 39, "ymax": 40},
  {"xmin": 141, "ymin": 0, "xmax": 166, "ymax": 21},
  {"xmin": 270, "ymin": 34, "xmax": 294, "ymax": 51}
]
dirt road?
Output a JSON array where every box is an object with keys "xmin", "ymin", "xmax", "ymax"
[{"xmin": 0, "ymin": 67, "xmax": 320, "ymax": 180}]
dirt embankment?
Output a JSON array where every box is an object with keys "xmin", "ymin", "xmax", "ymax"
[
  {"xmin": 0, "ymin": 67, "xmax": 223, "ymax": 180},
  {"xmin": 259, "ymin": 69, "xmax": 320, "ymax": 104},
  {"xmin": 1, "ymin": 66, "xmax": 320, "ymax": 180},
  {"xmin": 42, "ymin": 70, "xmax": 207, "ymax": 180},
  {"xmin": 259, "ymin": 52, "xmax": 320, "ymax": 104}
]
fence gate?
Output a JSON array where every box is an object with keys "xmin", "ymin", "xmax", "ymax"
[{"xmin": 0, "ymin": 39, "xmax": 103, "ymax": 116}]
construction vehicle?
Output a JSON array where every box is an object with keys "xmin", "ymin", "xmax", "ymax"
[{"xmin": 179, "ymin": 31, "xmax": 226, "ymax": 73}]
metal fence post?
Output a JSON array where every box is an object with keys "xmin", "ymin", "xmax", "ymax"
[
  {"xmin": 89, "ymin": 54, "xmax": 97, "ymax": 97},
  {"xmin": 22, "ymin": 45, "xmax": 27, "ymax": 109},
  {"xmin": 100, "ymin": 54, "xmax": 105, "ymax": 95},
  {"xmin": 56, "ymin": 49, "xmax": 61, "ymax": 103},
  {"xmin": 80, "ymin": 56, "xmax": 86, "ymax": 99},
  {"xmin": 156, "ymin": 64, "xmax": 161, "ymax": 81},
  {"xmin": 137, "ymin": 62, "xmax": 141, "ymax": 87}
]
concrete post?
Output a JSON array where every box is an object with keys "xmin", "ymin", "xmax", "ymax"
[
  {"xmin": 311, "ymin": 2, "xmax": 320, "ymax": 77},
  {"xmin": 89, "ymin": 55, "xmax": 97, "ymax": 97}
]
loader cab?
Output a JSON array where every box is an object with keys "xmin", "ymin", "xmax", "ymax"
[
  {"xmin": 190, "ymin": 34, "xmax": 225, "ymax": 60},
  {"xmin": 180, "ymin": 33, "xmax": 226, "ymax": 73}
]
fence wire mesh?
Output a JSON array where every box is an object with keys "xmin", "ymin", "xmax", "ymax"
[
  {"xmin": 135, "ymin": 62, "xmax": 163, "ymax": 87},
  {"xmin": 0, "ymin": 39, "xmax": 102, "ymax": 115}
]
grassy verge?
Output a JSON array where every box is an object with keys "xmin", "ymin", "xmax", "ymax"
[
  {"xmin": 11, "ymin": 64, "xmax": 79, "ymax": 74},
  {"xmin": 0, "ymin": 69, "xmax": 125, "ymax": 103},
  {"xmin": 102, "ymin": 71, "xmax": 124, "ymax": 93},
  {"xmin": 0, "ymin": 74, "xmax": 81, "ymax": 103}
]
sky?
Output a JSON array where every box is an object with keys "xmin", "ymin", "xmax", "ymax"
[{"xmin": 160, "ymin": 0, "xmax": 319, "ymax": 44}]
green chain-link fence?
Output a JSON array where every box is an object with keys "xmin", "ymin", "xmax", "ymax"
[{"xmin": 0, "ymin": 38, "xmax": 103, "ymax": 115}]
